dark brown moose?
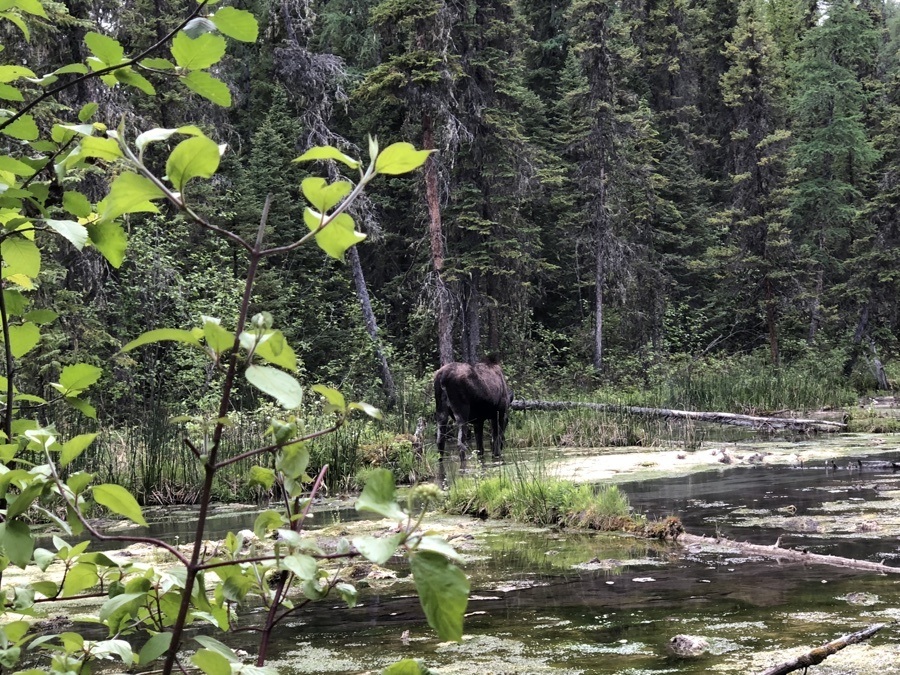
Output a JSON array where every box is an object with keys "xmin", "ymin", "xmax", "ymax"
[{"xmin": 434, "ymin": 356, "xmax": 513, "ymax": 465}]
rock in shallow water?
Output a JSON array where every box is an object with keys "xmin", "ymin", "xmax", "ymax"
[{"xmin": 667, "ymin": 634, "xmax": 710, "ymax": 658}]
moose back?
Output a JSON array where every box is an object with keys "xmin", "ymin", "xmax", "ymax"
[{"xmin": 433, "ymin": 358, "xmax": 513, "ymax": 464}]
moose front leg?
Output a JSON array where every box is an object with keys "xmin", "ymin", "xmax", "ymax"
[{"xmin": 473, "ymin": 419, "xmax": 487, "ymax": 463}]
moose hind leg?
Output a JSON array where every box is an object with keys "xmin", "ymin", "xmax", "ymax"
[
  {"xmin": 473, "ymin": 419, "xmax": 487, "ymax": 463},
  {"xmin": 436, "ymin": 412, "xmax": 449, "ymax": 462}
]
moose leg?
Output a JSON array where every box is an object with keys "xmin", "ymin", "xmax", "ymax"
[
  {"xmin": 473, "ymin": 419, "xmax": 486, "ymax": 463},
  {"xmin": 436, "ymin": 410, "xmax": 449, "ymax": 463},
  {"xmin": 490, "ymin": 413, "xmax": 501, "ymax": 461},
  {"xmin": 456, "ymin": 418, "xmax": 469, "ymax": 467}
]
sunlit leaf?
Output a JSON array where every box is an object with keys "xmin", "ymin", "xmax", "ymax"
[
  {"xmin": 294, "ymin": 145, "xmax": 360, "ymax": 170},
  {"xmin": 62, "ymin": 190, "xmax": 92, "ymax": 218},
  {"xmin": 78, "ymin": 136, "xmax": 122, "ymax": 161},
  {"xmin": 139, "ymin": 633, "xmax": 172, "ymax": 665},
  {"xmin": 122, "ymin": 328, "xmax": 202, "ymax": 352},
  {"xmin": 60, "ymin": 433, "xmax": 98, "ymax": 467},
  {"xmin": 182, "ymin": 70, "xmax": 231, "ymax": 106},
  {"xmin": 349, "ymin": 401, "xmax": 383, "ymax": 420},
  {"xmin": 355, "ymin": 469, "xmax": 407, "ymax": 521},
  {"xmin": 84, "ymin": 32, "xmax": 125, "ymax": 66},
  {"xmin": 7, "ymin": 323, "xmax": 40, "ymax": 358},
  {"xmin": 352, "ymin": 533, "xmax": 404, "ymax": 565},
  {"xmin": 210, "ymin": 7, "xmax": 259, "ymax": 42},
  {"xmin": 301, "ymin": 177, "xmax": 352, "ymax": 212},
  {"xmin": 86, "ymin": 221, "xmax": 127, "ymax": 268},
  {"xmin": 0, "ymin": 155, "xmax": 35, "ymax": 175},
  {"xmin": 1, "ymin": 236, "xmax": 39, "ymax": 278},
  {"xmin": 101, "ymin": 172, "xmax": 165, "ymax": 221},
  {"xmin": 281, "ymin": 554, "xmax": 317, "ymax": 581},
  {"xmin": 45, "ymin": 219, "xmax": 89, "ymax": 250},
  {"xmin": 166, "ymin": 135, "xmax": 221, "ymax": 192},
  {"xmin": 0, "ymin": 520, "xmax": 34, "ymax": 568},
  {"xmin": 191, "ymin": 649, "xmax": 231, "ymax": 675},
  {"xmin": 303, "ymin": 208, "xmax": 365, "ymax": 260},
  {"xmin": 114, "ymin": 68, "xmax": 156, "ymax": 95},
  {"xmin": 93, "ymin": 484, "xmax": 147, "ymax": 526},
  {"xmin": 135, "ymin": 125, "xmax": 202, "ymax": 153},
  {"xmin": 246, "ymin": 365, "xmax": 303, "ymax": 409},
  {"xmin": 375, "ymin": 142, "xmax": 433, "ymax": 175},
  {"xmin": 171, "ymin": 32, "xmax": 226, "ymax": 70},
  {"xmin": 1, "ymin": 114, "xmax": 38, "ymax": 141}
]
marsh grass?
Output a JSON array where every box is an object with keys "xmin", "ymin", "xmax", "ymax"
[{"xmin": 445, "ymin": 462, "xmax": 634, "ymax": 531}]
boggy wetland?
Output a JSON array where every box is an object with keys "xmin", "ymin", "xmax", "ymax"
[{"xmin": 32, "ymin": 431, "xmax": 900, "ymax": 675}]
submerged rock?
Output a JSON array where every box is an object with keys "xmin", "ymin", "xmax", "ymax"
[{"xmin": 667, "ymin": 634, "xmax": 710, "ymax": 658}]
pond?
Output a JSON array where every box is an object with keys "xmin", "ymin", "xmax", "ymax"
[{"xmin": 256, "ymin": 439, "xmax": 900, "ymax": 674}]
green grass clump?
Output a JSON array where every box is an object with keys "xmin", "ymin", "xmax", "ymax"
[{"xmin": 445, "ymin": 470, "xmax": 634, "ymax": 531}]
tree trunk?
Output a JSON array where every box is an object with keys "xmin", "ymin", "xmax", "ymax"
[
  {"xmin": 462, "ymin": 274, "xmax": 481, "ymax": 364},
  {"xmin": 423, "ymin": 113, "xmax": 454, "ymax": 366},
  {"xmin": 764, "ymin": 278, "xmax": 780, "ymax": 366},
  {"xmin": 868, "ymin": 338, "xmax": 890, "ymax": 390},
  {"xmin": 753, "ymin": 624, "xmax": 887, "ymax": 675},
  {"xmin": 594, "ymin": 166, "xmax": 608, "ymax": 373},
  {"xmin": 511, "ymin": 399, "xmax": 846, "ymax": 432},
  {"xmin": 348, "ymin": 246, "xmax": 396, "ymax": 407},
  {"xmin": 842, "ymin": 302, "xmax": 869, "ymax": 378}
]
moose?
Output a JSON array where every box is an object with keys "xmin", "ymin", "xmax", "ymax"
[{"xmin": 434, "ymin": 356, "xmax": 513, "ymax": 466}]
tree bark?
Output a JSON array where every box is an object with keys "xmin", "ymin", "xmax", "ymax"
[
  {"xmin": 594, "ymin": 166, "xmax": 608, "ymax": 373},
  {"xmin": 511, "ymin": 399, "xmax": 846, "ymax": 432},
  {"xmin": 347, "ymin": 246, "xmax": 396, "ymax": 407},
  {"xmin": 462, "ymin": 274, "xmax": 481, "ymax": 364},
  {"xmin": 764, "ymin": 278, "xmax": 780, "ymax": 366},
  {"xmin": 423, "ymin": 113, "xmax": 454, "ymax": 366},
  {"xmin": 754, "ymin": 623, "xmax": 887, "ymax": 675}
]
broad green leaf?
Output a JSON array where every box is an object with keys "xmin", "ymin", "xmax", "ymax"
[
  {"xmin": 61, "ymin": 563, "xmax": 102, "ymax": 596},
  {"xmin": 203, "ymin": 318, "xmax": 233, "ymax": 355},
  {"xmin": 79, "ymin": 136, "xmax": 122, "ymax": 161},
  {"xmin": 0, "ymin": 114, "xmax": 38, "ymax": 140},
  {"xmin": 191, "ymin": 649, "xmax": 231, "ymax": 675},
  {"xmin": 0, "ymin": 83, "xmax": 22, "ymax": 101},
  {"xmin": 248, "ymin": 466, "xmax": 276, "ymax": 490},
  {"xmin": 140, "ymin": 57, "xmax": 175, "ymax": 70},
  {"xmin": 58, "ymin": 363, "xmax": 102, "ymax": 393},
  {"xmin": 0, "ymin": 155, "xmax": 35, "ymax": 175},
  {"xmin": 253, "ymin": 330, "xmax": 297, "ymax": 370},
  {"xmin": 98, "ymin": 591, "xmax": 144, "ymax": 622},
  {"xmin": 281, "ymin": 554, "xmax": 317, "ymax": 581},
  {"xmin": 13, "ymin": 0, "xmax": 48, "ymax": 18},
  {"xmin": 253, "ymin": 509, "xmax": 284, "ymax": 538},
  {"xmin": 86, "ymin": 221, "xmax": 127, "ymax": 267},
  {"xmin": 77, "ymin": 102, "xmax": 98, "ymax": 121},
  {"xmin": 67, "ymin": 471, "xmax": 93, "ymax": 494},
  {"xmin": 32, "ymin": 547, "xmax": 55, "ymax": 572},
  {"xmin": 139, "ymin": 633, "xmax": 172, "ymax": 665},
  {"xmin": 4, "ymin": 620, "xmax": 32, "ymax": 643},
  {"xmin": 171, "ymin": 32, "xmax": 226, "ymax": 70},
  {"xmin": 92, "ymin": 483, "xmax": 147, "ymax": 526},
  {"xmin": 246, "ymin": 364, "xmax": 303, "ymax": 409},
  {"xmin": 23, "ymin": 308, "xmax": 55, "ymax": 324},
  {"xmin": 114, "ymin": 68, "xmax": 155, "ymax": 95},
  {"xmin": 2, "ymin": 12, "xmax": 29, "ymax": 40},
  {"xmin": 311, "ymin": 384, "xmax": 346, "ymax": 411},
  {"xmin": 375, "ymin": 142, "xmax": 433, "ymax": 175},
  {"xmin": 303, "ymin": 209, "xmax": 365, "ymax": 260},
  {"xmin": 349, "ymin": 401, "xmax": 383, "ymax": 420},
  {"xmin": 0, "ymin": 520, "xmax": 34, "ymax": 568},
  {"xmin": 193, "ymin": 636, "xmax": 240, "ymax": 662},
  {"xmin": 62, "ymin": 190, "xmax": 92, "ymax": 218},
  {"xmin": 182, "ymin": 70, "xmax": 231, "ymax": 106},
  {"xmin": 32, "ymin": 580, "xmax": 58, "ymax": 598},
  {"xmin": 84, "ymin": 32, "xmax": 125, "ymax": 66},
  {"xmin": 414, "ymin": 535, "xmax": 463, "ymax": 563},
  {"xmin": 275, "ymin": 443, "xmax": 308, "ymax": 479},
  {"xmin": 93, "ymin": 639, "xmax": 133, "ymax": 664},
  {"xmin": 294, "ymin": 145, "xmax": 360, "ymax": 170},
  {"xmin": 410, "ymin": 551, "xmax": 469, "ymax": 642},
  {"xmin": 336, "ymin": 581, "xmax": 357, "ymax": 608},
  {"xmin": 61, "ymin": 433, "xmax": 98, "ymax": 467},
  {"xmin": 122, "ymin": 328, "xmax": 202, "ymax": 352},
  {"xmin": 7, "ymin": 482, "xmax": 43, "ymax": 519},
  {"xmin": 45, "ymin": 219, "xmax": 88, "ymax": 250},
  {"xmin": 301, "ymin": 177, "xmax": 352, "ymax": 212},
  {"xmin": 101, "ymin": 172, "xmax": 165, "ymax": 221},
  {"xmin": 1, "ymin": 237, "xmax": 39, "ymax": 278},
  {"xmin": 166, "ymin": 135, "xmax": 221, "ymax": 192},
  {"xmin": 135, "ymin": 125, "xmax": 202, "ymax": 153},
  {"xmin": 66, "ymin": 396, "xmax": 97, "ymax": 419},
  {"xmin": 0, "ymin": 65, "xmax": 36, "ymax": 83},
  {"xmin": 383, "ymin": 659, "xmax": 431, "ymax": 675},
  {"xmin": 352, "ymin": 533, "xmax": 404, "ymax": 565},
  {"xmin": 210, "ymin": 7, "xmax": 259, "ymax": 42},
  {"xmin": 7, "ymin": 322, "xmax": 39, "ymax": 358},
  {"xmin": 355, "ymin": 469, "xmax": 407, "ymax": 521}
]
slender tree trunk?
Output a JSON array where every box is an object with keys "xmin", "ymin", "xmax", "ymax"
[
  {"xmin": 348, "ymin": 246, "xmax": 397, "ymax": 407},
  {"xmin": 462, "ymin": 274, "xmax": 481, "ymax": 364},
  {"xmin": 842, "ymin": 302, "xmax": 869, "ymax": 377},
  {"xmin": 423, "ymin": 113, "xmax": 454, "ymax": 366},
  {"xmin": 594, "ymin": 166, "xmax": 608, "ymax": 372},
  {"xmin": 807, "ymin": 267, "xmax": 823, "ymax": 344},
  {"xmin": 764, "ymin": 278, "xmax": 780, "ymax": 366}
]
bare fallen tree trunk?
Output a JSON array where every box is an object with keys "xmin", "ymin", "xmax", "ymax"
[
  {"xmin": 511, "ymin": 400, "xmax": 846, "ymax": 433},
  {"xmin": 678, "ymin": 532, "xmax": 900, "ymax": 575},
  {"xmin": 755, "ymin": 623, "xmax": 887, "ymax": 675}
]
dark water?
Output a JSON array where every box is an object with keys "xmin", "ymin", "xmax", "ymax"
[{"xmin": 257, "ymin": 452, "xmax": 900, "ymax": 674}]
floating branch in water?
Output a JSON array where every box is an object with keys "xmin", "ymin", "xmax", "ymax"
[
  {"xmin": 754, "ymin": 623, "xmax": 887, "ymax": 675},
  {"xmin": 511, "ymin": 400, "xmax": 846, "ymax": 433},
  {"xmin": 677, "ymin": 532, "xmax": 900, "ymax": 575}
]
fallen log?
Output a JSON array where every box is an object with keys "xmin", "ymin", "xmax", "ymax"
[
  {"xmin": 755, "ymin": 623, "xmax": 888, "ymax": 675},
  {"xmin": 511, "ymin": 399, "xmax": 846, "ymax": 433},
  {"xmin": 677, "ymin": 532, "xmax": 900, "ymax": 575}
]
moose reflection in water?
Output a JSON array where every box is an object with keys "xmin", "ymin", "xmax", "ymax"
[{"xmin": 434, "ymin": 356, "xmax": 513, "ymax": 467}]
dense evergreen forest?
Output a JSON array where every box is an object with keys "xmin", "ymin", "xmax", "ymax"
[{"xmin": 9, "ymin": 0, "xmax": 900, "ymax": 429}]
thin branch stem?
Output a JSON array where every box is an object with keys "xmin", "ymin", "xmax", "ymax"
[
  {"xmin": 0, "ymin": 280, "xmax": 13, "ymax": 441},
  {"xmin": 0, "ymin": 1, "xmax": 209, "ymax": 134},
  {"xmin": 213, "ymin": 423, "xmax": 342, "ymax": 469}
]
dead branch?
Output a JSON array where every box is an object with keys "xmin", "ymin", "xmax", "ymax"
[
  {"xmin": 677, "ymin": 532, "xmax": 900, "ymax": 575},
  {"xmin": 511, "ymin": 400, "xmax": 846, "ymax": 433},
  {"xmin": 755, "ymin": 623, "xmax": 888, "ymax": 675}
]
